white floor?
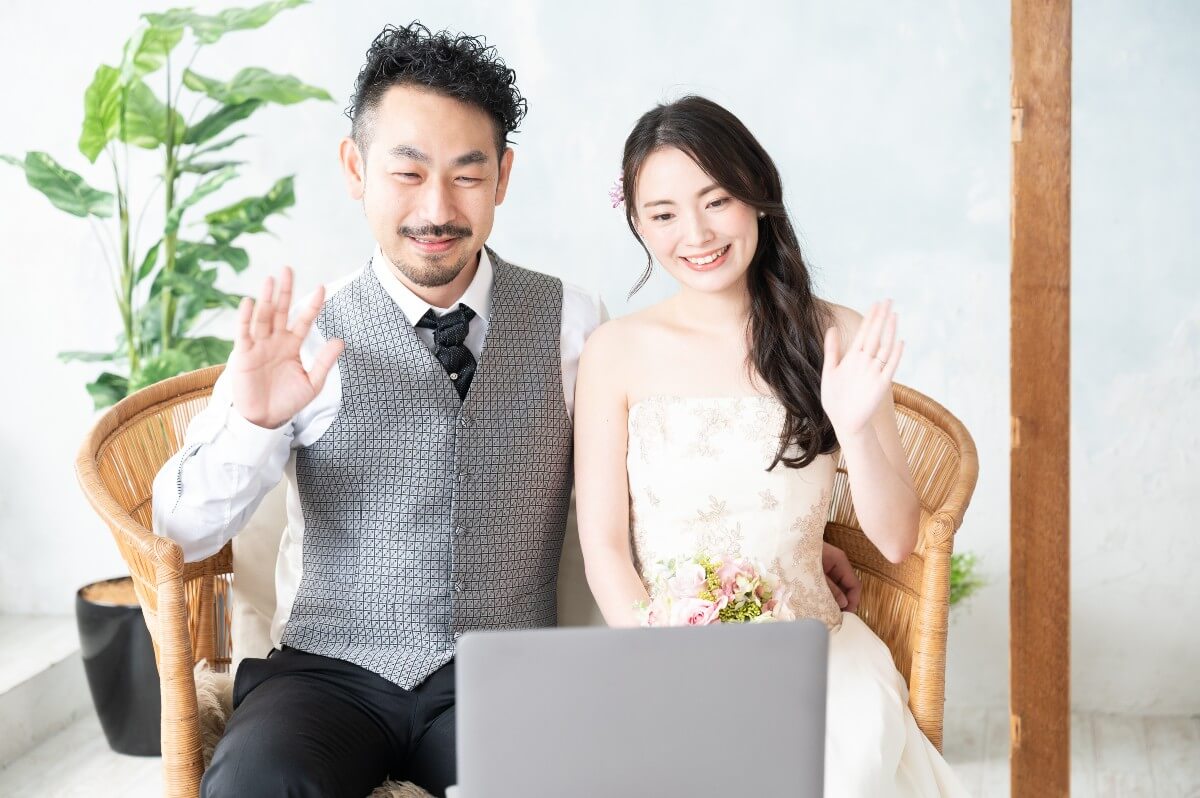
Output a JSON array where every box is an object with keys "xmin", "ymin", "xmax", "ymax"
[
  {"xmin": 1, "ymin": 706, "xmax": 1198, "ymax": 797},
  {"xmin": 941, "ymin": 708, "xmax": 1200, "ymax": 797}
]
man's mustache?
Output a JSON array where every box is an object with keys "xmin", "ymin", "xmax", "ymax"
[{"xmin": 400, "ymin": 224, "xmax": 473, "ymax": 239}]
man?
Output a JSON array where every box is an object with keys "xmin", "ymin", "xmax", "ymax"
[{"xmin": 154, "ymin": 21, "xmax": 860, "ymax": 798}]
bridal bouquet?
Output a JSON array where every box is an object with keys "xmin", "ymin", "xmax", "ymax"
[{"xmin": 637, "ymin": 554, "xmax": 796, "ymax": 627}]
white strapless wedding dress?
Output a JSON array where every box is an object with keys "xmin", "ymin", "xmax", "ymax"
[{"xmin": 626, "ymin": 395, "xmax": 970, "ymax": 798}]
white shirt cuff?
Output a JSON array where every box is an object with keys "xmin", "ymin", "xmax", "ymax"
[{"xmin": 220, "ymin": 405, "xmax": 294, "ymax": 468}]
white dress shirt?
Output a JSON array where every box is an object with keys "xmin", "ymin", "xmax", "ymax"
[{"xmin": 152, "ymin": 246, "xmax": 607, "ymax": 647}]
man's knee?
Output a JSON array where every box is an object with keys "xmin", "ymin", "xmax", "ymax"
[{"xmin": 202, "ymin": 721, "xmax": 341, "ymax": 798}]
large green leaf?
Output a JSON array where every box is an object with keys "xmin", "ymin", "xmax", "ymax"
[
  {"xmin": 177, "ymin": 335, "xmax": 234, "ymax": 365},
  {"xmin": 86, "ymin": 372, "xmax": 130, "ymax": 409},
  {"xmin": 166, "ymin": 165, "xmax": 239, "ymax": 234},
  {"xmin": 144, "ymin": 0, "xmax": 308, "ymax": 46},
  {"xmin": 130, "ymin": 337, "xmax": 231, "ymax": 391},
  {"xmin": 59, "ymin": 350, "xmax": 118, "ymax": 364},
  {"xmin": 2, "ymin": 152, "xmax": 114, "ymax": 217},
  {"xmin": 177, "ymin": 240, "xmax": 250, "ymax": 272},
  {"xmin": 79, "ymin": 68, "xmax": 185, "ymax": 159},
  {"xmin": 129, "ymin": 349, "xmax": 197, "ymax": 391},
  {"xmin": 78, "ymin": 65, "xmax": 122, "ymax": 162},
  {"xmin": 183, "ymin": 67, "xmax": 330, "ymax": 106},
  {"xmin": 180, "ymin": 158, "xmax": 245, "ymax": 175},
  {"xmin": 191, "ymin": 133, "xmax": 248, "ymax": 158},
  {"xmin": 121, "ymin": 78, "xmax": 186, "ymax": 150},
  {"xmin": 158, "ymin": 266, "xmax": 245, "ymax": 337},
  {"xmin": 133, "ymin": 297, "xmax": 165, "ymax": 352},
  {"xmin": 136, "ymin": 240, "xmax": 163, "ymax": 283},
  {"xmin": 182, "ymin": 99, "xmax": 262, "ymax": 146},
  {"xmin": 205, "ymin": 175, "xmax": 294, "ymax": 243},
  {"xmin": 156, "ymin": 268, "xmax": 242, "ymax": 308},
  {"xmin": 119, "ymin": 25, "xmax": 185, "ymax": 84}
]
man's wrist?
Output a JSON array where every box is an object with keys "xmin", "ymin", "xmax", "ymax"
[{"xmin": 222, "ymin": 405, "xmax": 293, "ymax": 467}]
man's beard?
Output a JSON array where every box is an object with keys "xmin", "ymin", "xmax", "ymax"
[{"xmin": 390, "ymin": 223, "xmax": 474, "ymax": 287}]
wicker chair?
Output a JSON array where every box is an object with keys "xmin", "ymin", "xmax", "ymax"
[{"xmin": 75, "ymin": 365, "xmax": 977, "ymax": 796}]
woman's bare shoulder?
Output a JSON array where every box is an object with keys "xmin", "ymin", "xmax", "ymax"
[
  {"xmin": 817, "ymin": 299, "xmax": 866, "ymax": 341},
  {"xmin": 583, "ymin": 304, "xmax": 672, "ymax": 353}
]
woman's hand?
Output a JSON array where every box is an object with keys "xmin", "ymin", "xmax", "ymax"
[{"xmin": 820, "ymin": 300, "xmax": 904, "ymax": 439}]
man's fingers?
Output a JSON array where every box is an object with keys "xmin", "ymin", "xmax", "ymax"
[
  {"xmin": 252, "ymin": 276, "xmax": 275, "ymax": 339},
  {"xmin": 824, "ymin": 542, "xmax": 862, "ymax": 612},
  {"xmin": 273, "ymin": 266, "xmax": 294, "ymax": 334},
  {"xmin": 825, "ymin": 575, "xmax": 849, "ymax": 609},
  {"xmin": 235, "ymin": 297, "xmax": 255, "ymax": 351},
  {"xmin": 307, "ymin": 338, "xmax": 345, "ymax": 393},
  {"xmin": 289, "ymin": 285, "xmax": 326, "ymax": 338},
  {"xmin": 844, "ymin": 579, "xmax": 862, "ymax": 613}
]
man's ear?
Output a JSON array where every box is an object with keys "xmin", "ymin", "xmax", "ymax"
[
  {"xmin": 494, "ymin": 146, "xmax": 515, "ymax": 206},
  {"xmin": 339, "ymin": 136, "xmax": 366, "ymax": 201}
]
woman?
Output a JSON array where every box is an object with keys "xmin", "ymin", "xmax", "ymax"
[{"xmin": 574, "ymin": 95, "xmax": 968, "ymax": 797}]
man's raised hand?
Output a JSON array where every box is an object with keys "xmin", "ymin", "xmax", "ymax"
[{"xmin": 231, "ymin": 266, "xmax": 344, "ymax": 429}]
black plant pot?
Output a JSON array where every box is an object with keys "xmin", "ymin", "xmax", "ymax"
[{"xmin": 75, "ymin": 577, "xmax": 161, "ymax": 756}]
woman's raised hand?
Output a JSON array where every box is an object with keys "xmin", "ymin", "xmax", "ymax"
[
  {"xmin": 230, "ymin": 266, "xmax": 345, "ymax": 429},
  {"xmin": 820, "ymin": 300, "xmax": 904, "ymax": 439}
]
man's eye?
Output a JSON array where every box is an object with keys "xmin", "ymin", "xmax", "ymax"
[{"xmin": 456, "ymin": 177, "xmax": 482, "ymax": 185}]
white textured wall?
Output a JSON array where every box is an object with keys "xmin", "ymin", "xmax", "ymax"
[{"xmin": 0, "ymin": 0, "xmax": 1195, "ymax": 713}]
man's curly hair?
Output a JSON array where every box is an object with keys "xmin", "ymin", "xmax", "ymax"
[{"xmin": 348, "ymin": 22, "xmax": 528, "ymax": 157}]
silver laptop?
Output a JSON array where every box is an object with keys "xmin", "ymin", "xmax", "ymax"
[{"xmin": 454, "ymin": 620, "xmax": 828, "ymax": 798}]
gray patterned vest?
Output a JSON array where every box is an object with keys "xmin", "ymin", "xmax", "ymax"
[{"xmin": 283, "ymin": 249, "xmax": 574, "ymax": 688}]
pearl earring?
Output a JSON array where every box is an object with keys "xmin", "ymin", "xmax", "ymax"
[{"xmin": 758, "ymin": 211, "xmax": 766, "ymax": 219}]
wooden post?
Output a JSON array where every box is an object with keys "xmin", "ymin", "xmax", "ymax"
[{"xmin": 1011, "ymin": 1, "xmax": 1071, "ymax": 796}]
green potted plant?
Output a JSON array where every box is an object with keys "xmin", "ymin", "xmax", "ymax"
[
  {"xmin": 4, "ymin": 0, "xmax": 330, "ymax": 755},
  {"xmin": 949, "ymin": 551, "xmax": 984, "ymax": 608}
]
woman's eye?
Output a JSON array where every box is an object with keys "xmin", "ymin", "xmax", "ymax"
[
  {"xmin": 708, "ymin": 197, "xmax": 730, "ymax": 209},
  {"xmin": 652, "ymin": 213, "xmax": 674, "ymax": 222}
]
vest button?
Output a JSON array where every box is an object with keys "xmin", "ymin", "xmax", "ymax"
[{"xmin": 450, "ymin": 372, "xmax": 459, "ymax": 381}]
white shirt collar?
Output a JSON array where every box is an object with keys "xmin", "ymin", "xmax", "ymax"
[{"xmin": 370, "ymin": 245, "xmax": 494, "ymax": 326}]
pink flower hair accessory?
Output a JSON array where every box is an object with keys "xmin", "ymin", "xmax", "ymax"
[{"xmin": 608, "ymin": 171, "xmax": 625, "ymax": 208}]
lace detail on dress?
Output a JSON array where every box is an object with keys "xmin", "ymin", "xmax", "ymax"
[{"xmin": 626, "ymin": 395, "xmax": 843, "ymax": 630}]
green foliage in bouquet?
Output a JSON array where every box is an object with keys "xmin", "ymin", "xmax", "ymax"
[
  {"xmin": 2, "ymin": 0, "xmax": 330, "ymax": 407},
  {"xmin": 949, "ymin": 551, "xmax": 984, "ymax": 607}
]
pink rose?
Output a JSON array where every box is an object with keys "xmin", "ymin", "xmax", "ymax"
[
  {"xmin": 716, "ymin": 558, "xmax": 756, "ymax": 588},
  {"xmin": 670, "ymin": 597, "xmax": 721, "ymax": 626},
  {"xmin": 667, "ymin": 561, "xmax": 708, "ymax": 600}
]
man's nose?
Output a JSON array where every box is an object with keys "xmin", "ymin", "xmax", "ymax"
[{"xmin": 416, "ymin": 181, "xmax": 455, "ymax": 228}]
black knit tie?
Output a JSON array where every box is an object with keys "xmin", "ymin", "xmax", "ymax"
[{"xmin": 417, "ymin": 304, "xmax": 476, "ymax": 400}]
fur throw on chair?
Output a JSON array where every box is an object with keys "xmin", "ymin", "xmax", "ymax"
[{"xmin": 194, "ymin": 661, "xmax": 434, "ymax": 798}]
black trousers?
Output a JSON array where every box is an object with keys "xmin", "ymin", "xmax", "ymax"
[{"xmin": 202, "ymin": 647, "xmax": 457, "ymax": 798}]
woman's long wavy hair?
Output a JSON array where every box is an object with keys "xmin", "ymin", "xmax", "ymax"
[{"xmin": 621, "ymin": 95, "xmax": 839, "ymax": 469}]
